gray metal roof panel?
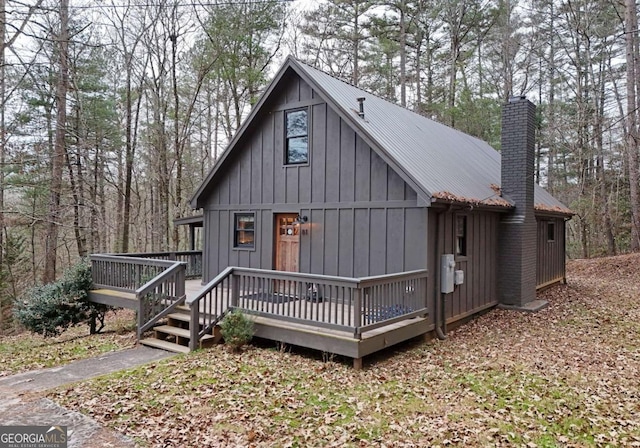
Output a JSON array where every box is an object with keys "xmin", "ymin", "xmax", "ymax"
[{"xmin": 293, "ymin": 59, "xmax": 569, "ymax": 212}]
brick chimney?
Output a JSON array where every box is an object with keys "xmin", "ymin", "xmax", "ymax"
[{"xmin": 497, "ymin": 96, "xmax": 544, "ymax": 311}]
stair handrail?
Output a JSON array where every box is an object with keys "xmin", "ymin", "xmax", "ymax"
[
  {"xmin": 136, "ymin": 261, "xmax": 185, "ymax": 297},
  {"xmin": 135, "ymin": 261, "xmax": 187, "ymax": 338},
  {"xmin": 187, "ymin": 266, "xmax": 234, "ymax": 350}
]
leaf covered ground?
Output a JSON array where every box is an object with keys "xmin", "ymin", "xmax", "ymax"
[
  {"xmin": 0, "ymin": 310, "xmax": 136, "ymax": 377},
  {"xmin": 50, "ymin": 255, "xmax": 640, "ymax": 447}
]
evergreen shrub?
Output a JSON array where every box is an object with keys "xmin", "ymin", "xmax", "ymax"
[
  {"xmin": 219, "ymin": 309, "xmax": 254, "ymax": 351},
  {"xmin": 13, "ymin": 261, "xmax": 112, "ymax": 337}
]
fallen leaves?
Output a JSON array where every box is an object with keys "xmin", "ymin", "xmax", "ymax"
[
  {"xmin": 431, "ymin": 190, "xmax": 513, "ymax": 208},
  {"xmin": 0, "ymin": 309, "xmax": 136, "ymax": 377},
  {"xmin": 46, "ymin": 254, "xmax": 640, "ymax": 447}
]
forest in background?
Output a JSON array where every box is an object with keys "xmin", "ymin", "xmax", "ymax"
[{"xmin": 1, "ymin": 0, "xmax": 639, "ymax": 329}]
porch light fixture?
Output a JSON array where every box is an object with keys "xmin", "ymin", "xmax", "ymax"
[{"xmin": 294, "ymin": 214, "xmax": 308, "ymax": 225}]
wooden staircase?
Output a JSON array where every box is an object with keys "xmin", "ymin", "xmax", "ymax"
[{"xmin": 139, "ymin": 306, "xmax": 222, "ymax": 354}]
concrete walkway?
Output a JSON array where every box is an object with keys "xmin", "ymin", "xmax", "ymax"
[{"xmin": 0, "ymin": 346, "xmax": 175, "ymax": 448}]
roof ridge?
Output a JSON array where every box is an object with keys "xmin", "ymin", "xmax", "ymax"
[{"xmin": 290, "ymin": 56, "xmax": 470, "ymax": 137}]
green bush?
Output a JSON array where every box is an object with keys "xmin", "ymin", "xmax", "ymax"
[
  {"xmin": 13, "ymin": 261, "xmax": 112, "ymax": 337},
  {"xmin": 219, "ymin": 309, "xmax": 254, "ymax": 352}
]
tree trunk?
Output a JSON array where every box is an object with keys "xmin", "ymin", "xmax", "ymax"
[
  {"xmin": 414, "ymin": 35, "xmax": 422, "ymax": 110},
  {"xmin": 353, "ymin": 1, "xmax": 359, "ymax": 86},
  {"xmin": 547, "ymin": 0, "xmax": 556, "ymax": 194},
  {"xmin": 43, "ymin": 0, "xmax": 69, "ymax": 283},
  {"xmin": 0, "ymin": 0, "xmax": 5, "ymax": 328},
  {"xmin": 171, "ymin": 26, "xmax": 181, "ymax": 251},
  {"xmin": 448, "ymin": 35, "xmax": 458, "ymax": 127},
  {"xmin": 121, "ymin": 56, "xmax": 135, "ymax": 253},
  {"xmin": 399, "ymin": 1, "xmax": 406, "ymax": 107},
  {"xmin": 501, "ymin": 0, "xmax": 513, "ymax": 101},
  {"xmin": 0, "ymin": 0, "xmax": 5, "ymax": 274},
  {"xmin": 625, "ymin": 0, "xmax": 640, "ymax": 251}
]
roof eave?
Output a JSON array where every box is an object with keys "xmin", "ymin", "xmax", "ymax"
[
  {"xmin": 534, "ymin": 207, "xmax": 574, "ymax": 219},
  {"xmin": 173, "ymin": 214, "xmax": 204, "ymax": 226},
  {"xmin": 430, "ymin": 197, "xmax": 514, "ymax": 213}
]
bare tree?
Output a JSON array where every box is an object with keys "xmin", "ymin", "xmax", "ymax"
[
  {"xmin": 625, "ymin": 0, "xmax": 640, "ymax": 250},
  {"xmin": 42, "ymin": 0, "xmax": 69, "ymax": 283}
]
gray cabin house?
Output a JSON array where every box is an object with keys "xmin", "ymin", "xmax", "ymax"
[
  {"xmin": 89, "ymin": 57, "xmax": 571, "ymax": 367},
  {"xmin": 183, "ymin": 57, "xmax": 572, "ymax": 366}
]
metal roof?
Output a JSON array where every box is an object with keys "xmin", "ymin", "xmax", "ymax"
[
  {"xmin": 292, "ymin": 58, "xmax": 570, "ymax": 213},
  {"xmin": 192, "ymin": 57, "xmax": 570, "ymax": 214}
]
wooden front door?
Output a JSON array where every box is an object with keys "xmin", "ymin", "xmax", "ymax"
[{"xmin": 275, "ymin": 214, "xmax": 300, "ymax": 273}]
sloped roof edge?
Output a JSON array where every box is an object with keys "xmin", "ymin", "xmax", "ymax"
[{"xmin": 190, "ymin": 58, "xmax": 296, "ymax": 208}]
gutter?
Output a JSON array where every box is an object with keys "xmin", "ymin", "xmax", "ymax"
[
  {"xmin": 433, "ymin": 208, "xmax": 447, "ymax": 340},
  {"xmin": 430, "ymin": 198, "xmax": 514, "ymax": 213}
]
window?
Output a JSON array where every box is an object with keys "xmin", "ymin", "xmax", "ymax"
[
  {"xmin": 456, "ymin": 215, "xmax": 467, "ymax": 256},
  {"xmin": 234, "ymin": 213, "xmax": 255, "ymax": 249},
  {"xmin": 285, "ymin": 109, "xmax": 308, "ymax": 164},
  {"xmin": 278, "ymin": 215, "xmax": 299, "ymax": 237},
  {"xmin": 547, "ymin": 221, "xmax": 555, "ymax": 242}
]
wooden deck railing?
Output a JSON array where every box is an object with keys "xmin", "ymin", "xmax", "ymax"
[
  {"xmin": 108, "ymin": 250, "xmax": 202, "ymax": 279},
  {"xmin": 187, "ymin": 267, "xmax": 428, "ymax": 350},
  {"xmin": 90, "ymin": 254, "xmax": 187, "ymax": 339}
]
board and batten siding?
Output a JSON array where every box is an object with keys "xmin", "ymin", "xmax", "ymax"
[
  {"xmin": 202, "ymin": 72, "xmax": 426, "ymax": 282},
  {"xmin": 427, "ymin": 209, "xmax": 500, "ymax": 326},
  {"xmin": 536, "ymin": 217, "xmax": 566, "ymax": 288}
]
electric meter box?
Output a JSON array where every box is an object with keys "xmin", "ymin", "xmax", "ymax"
[{"xmin": 440, "ymin": 254, "xmax": 456, "ymax": 294}]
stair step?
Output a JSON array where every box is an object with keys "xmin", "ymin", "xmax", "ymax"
[
  {"xmin": 166, "ymin": 312, "xmax": 218, "ymax": 326},
  {"xmin": 166, "ymin": 312, "xmax": 191, "ymax": 323},
  {"xmin": 167, "ymin": 313, "xmax": 205, "ymax": 326},
  {"xmin": 140, "ymin": 338, "xmax": 190, "ymax": 354},
  {"xmin": 154, "ymin": 325, "xmax": 214, "ymax": 341}
]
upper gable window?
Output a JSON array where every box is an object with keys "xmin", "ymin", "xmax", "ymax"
[{"xmin": 285, "ymin": 109, "xmax": 308, "ymax": 164}]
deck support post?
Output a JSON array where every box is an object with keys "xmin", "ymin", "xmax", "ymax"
[
  {"xmin": 353, "ymin": 357, "xmax": 363, "ymax": 370},
  {"xmin": 189, "ymin": 303, "xmax": 199, "ymax": 352},
  {"xmin": 136, "ymin": 298, "xmax": 143, "ymax": 341}
]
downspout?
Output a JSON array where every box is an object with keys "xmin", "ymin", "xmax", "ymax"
[{"xmin": 434, "ymin": 208, "xmax": 447, "ymax": 340}]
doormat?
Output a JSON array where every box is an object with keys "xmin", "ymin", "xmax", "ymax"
[{"xmin": 241, "ymin": 292, "xmax": 298, "ymax": 304}]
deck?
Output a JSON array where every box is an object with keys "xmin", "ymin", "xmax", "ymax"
[
  {"xmin": 88, "ymin": 253, "xmax": 431, "ymax": 368},
  {"xmin": 90, "ymin": 279, "xmax": 203, "ymax": 309}
]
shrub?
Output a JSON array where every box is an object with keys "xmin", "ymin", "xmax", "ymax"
[
  {"xmin": 219, "ymin": 309, "xmax": 254, "ymax": 352},
  {"xmin": 13, "ymin": 261, "xmax": 112, "ymax": 337}
]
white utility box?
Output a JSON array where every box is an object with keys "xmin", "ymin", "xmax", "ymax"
[
  {"xmin": 440, "ymin": 254, "xmax": 456, "ymax": 294},
  {"xmin": 454, "ymin": 269, "xmax": 464, "ymax": 286}
]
